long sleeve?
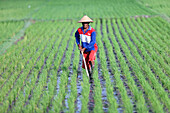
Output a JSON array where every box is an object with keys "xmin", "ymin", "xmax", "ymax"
[
  {"xmin": 75, "ymin": 30, "xmax": 80, "ymax": 45},
  {"xmin": 85, "ymin": 31, "xmax": 96, "ymax": 49}
]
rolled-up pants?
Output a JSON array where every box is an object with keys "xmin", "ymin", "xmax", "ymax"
[{"xmin": 82, "ymin": 44, "xmax": 98, "ymax": 70}]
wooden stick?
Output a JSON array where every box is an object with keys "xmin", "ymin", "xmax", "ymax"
[{"xmin": 81, "ymin": 51, "xmax": 89, "ymax": 78}]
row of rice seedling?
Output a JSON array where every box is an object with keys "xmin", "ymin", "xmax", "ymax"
[
  {"xmin": 122, "ymin": 18, "xmax": 170, "ymax": 91},
  {"xmin": 113, "ymin": 18, "xmax": 169, "ymax": 112},
  {"xmin": 0, "ymin": 23, "xmax": 34, "ymax": 66},
  {"xmin": 34, "ymin": 25, "xmax": 71, "ymax": 112},
  {"xmin": 122, "ymin": 18, "xmax": 170, "ymax": 111},
  {"xmin": 66, "ymin": 42, "xmax": 79, "ymax": 113},
  {"xmin": 0, "ymin": 22, "xmax": 64, "ymax": 102},
  {"xmin": 79, "ymin": 66, "xmax": 90, "ymax": 112},
  {"xmin": 138, "ymin": 18, "xmax": 170, "ymax": 64},
  {"xmin": 138, "ymin": 0, "xmax": 170, "ymax": 16},
  {"xmin": 105, "ymin": 19, "xmax": 148, "ymax": 112},
  {"xmin": 0, "ymin": 21, "xmax": 60, "ymax": 83},
  {"xmin": 1, "ymin": 31, "xmax": 52, "ymax": 112},
  {"xmin": 2, "ymin": 21, "xmax": 65, "ymax": 75},
  {"xmin": 90, "ymin": 21, "xmax": 106, "ymax": 113},
  {"xmin": 0, "ymin": 35, "xmax": 47, "ymax": 104},
  {"xmin": 0, "ymin": 21, "xmax": 70, "ymax": 112},
  {"xmin": 11, "ymin": 22, "xmax": 73, "ymax": 112},
  {"xmin": 0, "ymin": 35, "xmax": 38, "ymax": 85},
  {"xmin": 0, "ymin": 21, "xmax": 24, "ymax": 48},
  {"xmin": 38, "ymin": 26, "xmax": 74, "ymax": 112},
  {"xmin": 128, "ymin": 18, "xmax": 170, "ymax": 76},
  {"xmin": 138, "ymin": 17, "xmax": 169, "ymax": 50},
  {"xmin": 142, "ymin": 17, "xmax": 170, "ymax": 46},
  {"xmin": 109, "ymin": 18, "xmax": 164, "ymax": 112},
  {"xmin": 20, "ymin": 35, "xmax": 68, "ymax": 112},
  {"xmin": 3, "ymin": 33, "xmax": 59, "ymax": 112},
  {"xmin": 152, "ymin": 17, "xmax": 170, "ymax": 33},
  {"xmin": 136, "ymin": 17, "xmax": 169, "ymax": 64},
  {"xmin": 96, "ymin": 19, "xmax": 133, "ymax": 112},
  {"xmin": 92, "ymin": 60, "xmax": 103, "ymax": 113}
]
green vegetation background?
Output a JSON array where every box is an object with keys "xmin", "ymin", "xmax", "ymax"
[
  {"xmin": 0, "ymin": 0, "xmax": 166, "ymax": 21},
  {"xmin": 0, "ymin": 0, "xmax": 169, "ymax": 53}
]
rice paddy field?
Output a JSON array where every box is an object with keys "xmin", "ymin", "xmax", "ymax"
[{"xmin": 0, "ymin": 0, "xmax": 170, "ymax": 112}]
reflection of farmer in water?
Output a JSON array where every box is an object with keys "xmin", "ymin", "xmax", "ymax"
[{"xmin": 75, "ymin": 15, "xmax": 98, "ymax": 79}]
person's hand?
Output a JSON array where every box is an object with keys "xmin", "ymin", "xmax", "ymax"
[
  {"xmin": 78, "ymin": 44, "xmax": 86, "ymax": 53},
  {"xmin": 78, "ymin": 45, "xmax": 82, "ymax": 51},
  {"xmin": 81, "ymin": 48, "xmax": 86, "ymax": 53}
]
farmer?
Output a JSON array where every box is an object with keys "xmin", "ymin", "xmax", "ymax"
[{"xmin": 75, "ymin": 15, "xmax": 98, "ymax": 79}]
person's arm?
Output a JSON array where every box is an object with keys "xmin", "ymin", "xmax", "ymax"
[
  {"xmin": 75, "ymin": 30, "xmax": 84, "ymax": 51},
  {"xmin": 75, "ymin": 30, "xmax": 80, "ymax": 46},
  {"xmin": 86, "ymin": 31, "xmax": 96, "ymax": 49}
]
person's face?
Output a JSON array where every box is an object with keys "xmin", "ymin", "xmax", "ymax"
[{"xmin": 82, "ymin": 22, "xmax": 89, "ymax": 29}]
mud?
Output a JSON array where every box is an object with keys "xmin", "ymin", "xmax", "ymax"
[
  {"xmin": 75, "ymin": 54, "xmax": 83, "ymax": 113},
  {"xmin": 106, "ymin": 20, "xmax": 123, "ymax": 112},
  {"xmin": 98, "ymin": 20, "xmax": 109, "ymax": 112},
  {"xmin": 46, "ymin": 29, "xmax": 74, "ymax": 112},
  {"xmin": 63, "ymin": 41, "xmax": 76, "ymax": 112},
  {"xmin": 88, "ymin": 81, "xmax": 95, "ymax": 112},
  {"xmin": 96, "ymin": 50, "xmax": 109, "ymax": 113}
]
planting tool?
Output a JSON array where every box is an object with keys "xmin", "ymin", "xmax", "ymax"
[{"xmin": 81, "ymin": 51, "xmax": 89, "ymax": 78}]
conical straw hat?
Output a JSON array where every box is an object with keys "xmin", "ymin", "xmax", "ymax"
[{"xmin": 78, "ymin": 15, "xmax": 94, "ymax": 23}]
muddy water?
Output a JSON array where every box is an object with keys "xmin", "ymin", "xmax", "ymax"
[
  {"xmin": 45, "ymin": 37, "xmax": 68, "ymax": 112},
  {"xmin": 88, "ymin": 79, "xmax": 95, "ymax": 112},
  {"xmin": 100, "ymin": 18, "xmax": 110, "ymax": 112},
  {"xmin": 96, "ymin": 49, "xmax": 109, "ymax": 112},
  {"xmin": 64, "ymin": 43, "xmax": 76, "ymax": 112},
  {"xmin": 60, "ymin": 29, "xmax": 76, "ymax": 111},
  {"xmin": 46, "ymin": 25, "xmax": 73, "ymax": 110},
  {"xmin": 75, "ymin": 54, "xmax": 83, "ymax": 113}
]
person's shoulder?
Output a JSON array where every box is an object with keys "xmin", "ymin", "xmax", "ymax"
[
  {"xmin": 90, "ymin": 27, "xmax": 95, "ymax": 33},
  {"xmin": 90, "ymin": 27, "xmax": 95, "ymax": 32},
  {"xmin": 77, "ymin": 27, "xmax": 82, "ymax": 32}
]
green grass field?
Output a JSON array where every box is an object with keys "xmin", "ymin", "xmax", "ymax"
[{"xmin": 0, "ymin": 0, "xmax": 170, "ymax": 112}]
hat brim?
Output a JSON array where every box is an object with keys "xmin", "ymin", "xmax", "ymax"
[{"xmin": 78, "ymin": 20, "xmax": 94, "ymax": 23}]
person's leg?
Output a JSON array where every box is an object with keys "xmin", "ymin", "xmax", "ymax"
[
  {"xmin": 82, "ymin": 52, "xmax": 92, "ymax": 77},
  {"xmin": 82, "ymin": 52, "xmax": 88, "ymax": 69},
  {"xmin": 88, "ymin": 50, "xmax": 97, "ymax": 79},
  {"xmin": 90, "ymin": 43, "xmax": 98, "ymax": 68},
  {"xmin": 81, "ymin": 51, "xmax": 92, "ymax": 79},
  {"xmin": 89, "ymin": 50, "xmax": 96, "ymax": 65},
  {"xmin": 89, "ymin": 60, "xmax": 94, "ymax": 67}
]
